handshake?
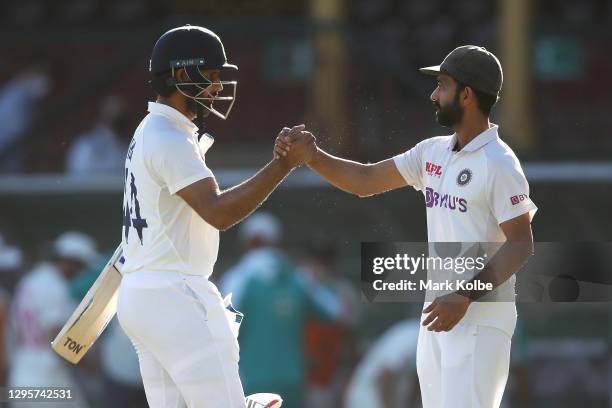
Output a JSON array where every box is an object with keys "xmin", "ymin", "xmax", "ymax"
[{"xmin": 272, "ymin": 124, "xmax": 317, "ymax": 169}]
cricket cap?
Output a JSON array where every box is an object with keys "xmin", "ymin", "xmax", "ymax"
[
  {"xmin": 239, "ymin": 212, "xmax": 282, "ymax": 245},
  {"xmin": 419, "ymin": 45, "xmax": 503, "ymax": 96},
  {"xmin": 54, "ymin": 231, "xmax": 99, "ymax": 265}
]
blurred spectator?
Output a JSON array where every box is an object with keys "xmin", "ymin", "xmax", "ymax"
[
  {"xmin": 220, "ymin": 212, "xmax": 343, "ymax": 408},
  {"xmin": 301, "ymin": 238, "xmax": 360, "ymax": 408},
  {"xmin": 344, "ymin": 319, "xmax": 420, "ymax": 408},
  {"xmin": 0, "ymin": 285, "xmax": 9, "ymax": 386},
  {"xmin": 0, "ymin": 232, "xmax": 24, "ymax": 293},
  {"xmin": 0, "ymin": 231, "xmax": 24, "ymax": 386},
  {"xmin": 6, "ymin": 231, "xmax": 98, "ymax": 407},
  {"xmin": 220, "ymin": 211, "xmax": 283, "ymax": 299},
  {"xmin": 0, "ymin": 65, "xmax": 50, "ymax": 172},
  {"xmin": 65, "ymin": 94, "xmax": 130, "ymax": 176}
]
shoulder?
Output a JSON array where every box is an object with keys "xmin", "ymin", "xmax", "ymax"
[
  {"xmin": 141, "ymin": 115, "xmax": 197, "ymax": 154},
  {"xmin": 396, "ymin": 135, "xmax": 451, "ymax": 158},
  {"xmin": 412, "ymin": 135, "xmax": 452, "ymax": 158},
  {"xmin": 483, "ymin": 138, "xmax": 524, "ymax": 173},
  {"xmin": 417, "ymin": 135, "xmax": 452, "ymax": 150},
  {"xmin": 142, "ymin": 115, "xmax": 185, "ymax": 142},
  {"xmin": 482, "ymin": 138, "xmax": 531, "ymax": 193}
]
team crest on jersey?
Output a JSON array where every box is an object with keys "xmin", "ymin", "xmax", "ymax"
[{"xmin": 456, "ymin": 168, "xmax": 472, "ymax": 186}]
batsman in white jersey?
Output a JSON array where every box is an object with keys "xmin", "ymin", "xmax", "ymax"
[
  {"xmin": 118, "ymin": 25, "xmax": 313, "ymax": 408},
  {"xmin": 276, "ymin": 45, "xmax": 537, "ymax": 408}
]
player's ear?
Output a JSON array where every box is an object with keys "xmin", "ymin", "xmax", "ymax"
[
  {"xmin": 175, "ymin": 68, "xmax": 189, "ymax": 83},
  {"xmin": 462, "ymin": 86, "xmax": 475, "ymax": 107}
]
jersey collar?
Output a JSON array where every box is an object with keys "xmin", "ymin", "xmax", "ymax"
[
  {"xmin": 147, "ymin": 102, "xmax": 199, "ymax": 134},
  {"xmin": 448, "ymin": 124, "xmax": 499, "ymax": 152}
]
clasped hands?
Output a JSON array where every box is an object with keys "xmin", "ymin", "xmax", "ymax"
[{"xmin": 273, "ymin": 124, "xmax": 317, "ymax": 169}]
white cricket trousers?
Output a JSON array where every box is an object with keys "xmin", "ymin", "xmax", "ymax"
[
  {"xmin": 117, "ymin": 271, "xmax": 246, "ymax": 408},
  {"xmin": 417, "ymin": 321, "xmax": 512, "ymax": 408}
]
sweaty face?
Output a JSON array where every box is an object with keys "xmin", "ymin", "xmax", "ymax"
[{"xmin": 431, "ymin": 75, "xmax": 464, "ymax": 127}]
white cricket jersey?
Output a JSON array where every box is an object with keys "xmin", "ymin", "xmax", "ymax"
[
  {"xmin": 393, "ymin": 125, "xmax": 537, "ymax": 335},
  {"xmin": 120, "ymin": 102, "xmax": 218, "ymax": 278}
]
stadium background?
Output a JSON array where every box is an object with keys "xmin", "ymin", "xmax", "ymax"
[{"xmin": 0, "ymin": 0, "xmax": 610, "ymax": 407}]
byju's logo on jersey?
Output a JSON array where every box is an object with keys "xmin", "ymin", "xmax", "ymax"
[
  {"xmin": 425, "ymin": 187, "xmax": 467, "ymax": 212},
  {"xmin": 510, "ymin": 194, "xmax": 529, "ymax": 205},
  {"xmin": 456, "ymin": 168, "xmax": 472, "ymax": 186},
  {"xmin": 425, "ymin": 161, "xmax": 443, "ymax": 177}
]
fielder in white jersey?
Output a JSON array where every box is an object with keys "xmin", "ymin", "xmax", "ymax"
[
  {"xmin": 8, "ymin": 232, "xmax": 98, "ymax": 408},
  {"xmin": 275, "ymin": 45, "xmax": 536, "ymax": 408},
  {"xmin": 117, "ymin": 25, "xmax": 315, "ymax": 408}
]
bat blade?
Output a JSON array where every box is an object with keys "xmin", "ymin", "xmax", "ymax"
[{"xmin": 51, "ymin": 246, "xmax": 123, "ymax": 364}]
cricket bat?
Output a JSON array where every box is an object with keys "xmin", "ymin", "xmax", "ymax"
[{"xmin": 51, "ymin": 245, "xmax": 123, "ymax": 364}]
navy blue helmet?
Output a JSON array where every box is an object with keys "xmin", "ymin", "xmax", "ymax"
[{"xmin": 149, "ymin": 25, "xmax": 238, "ymax": 120}]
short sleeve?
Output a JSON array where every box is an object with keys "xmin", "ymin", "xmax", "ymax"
[
  {"xmin": 392, "ymin": 140, "xmax": 427, "ymax": 191},
  {"xmin": 150, "ymin": 133, "xmax": 214, "ymax": 194},
  {"xmin": 487, "ymin": 155, "xmax": 537, "ymax": 224}
]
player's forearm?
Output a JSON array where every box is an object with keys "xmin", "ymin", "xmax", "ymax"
[
  {"xmin": 308, "ymin": 148, "xmax": 375, "ymax": 197},
  {"xmin": 212, "ymin": 159, "xmax": 293, "ymax": 230},
  {"xmin": 457, "ymin": 240, "xmax": 534, "ymax": 301}
]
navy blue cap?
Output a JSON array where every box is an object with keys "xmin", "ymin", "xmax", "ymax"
[{"xmin": 420, "ymin": 45, "xmax": 502, "ymax": 96}]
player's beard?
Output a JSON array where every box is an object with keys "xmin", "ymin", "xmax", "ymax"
[
  {"xmin": 181, "ymin": 84, "xmax": 214, "ymax": 119},
  {"xmin": 434, "ymin": 90, "xmax": 464, "ymax": 127},
  {"xmin": 185, "ymin": 96, "xmax": 211, "ymax": 118}
]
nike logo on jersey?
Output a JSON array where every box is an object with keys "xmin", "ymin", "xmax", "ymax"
[{"xmin": 425, "ymin": 187, "xmax": 467, "ymax": 212}]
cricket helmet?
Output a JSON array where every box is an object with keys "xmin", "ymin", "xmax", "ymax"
[{"xmin": 149, "ymin": 25, "xmax": 238, "ymax": 120}]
